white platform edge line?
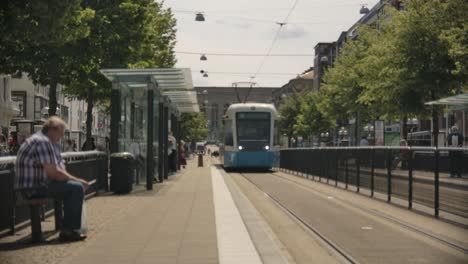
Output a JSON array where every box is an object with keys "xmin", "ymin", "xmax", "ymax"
[{"xmin": 211, "ymin": 166, "xmax": 262, "ymax": 264}]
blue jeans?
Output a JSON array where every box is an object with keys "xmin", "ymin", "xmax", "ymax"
[{"xmin": 47, "ymin": 180, "xmax": 84, "ymax": 231}]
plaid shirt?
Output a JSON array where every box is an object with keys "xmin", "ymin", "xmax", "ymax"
[{"xmin": 15, "ymin": 131, "xmax": 65, "ymax": 189}]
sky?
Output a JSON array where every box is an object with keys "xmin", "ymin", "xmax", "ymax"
[{"xmin": 163, "ymin": 0, "xmax": 381, "ymax": 88}]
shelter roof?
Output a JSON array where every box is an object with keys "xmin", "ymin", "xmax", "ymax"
[
  {"xmin": 100, "ymin": 68, "xmax": 199, "ymax": 112},
  {"xmin": 425, "ymin": 93, "xmax": 468, "ymax": 110}
]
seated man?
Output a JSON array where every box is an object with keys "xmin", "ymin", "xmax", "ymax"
[{"xmin": 15, "ymin": 117, "xmax": 90, "ymax": 242}]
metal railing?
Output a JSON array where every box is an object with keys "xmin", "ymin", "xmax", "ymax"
[
  {"xmin": 279, "ymin": 147, "xmax": 468, "ymax": 218},
  {"xmin": 0, "ymin": 151, "xmax": 108, "ymax": 233}
]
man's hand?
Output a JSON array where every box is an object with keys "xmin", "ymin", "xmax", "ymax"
[{"xmin": 79, "ymin": 180, "xmax": 90, "ymax": 191}]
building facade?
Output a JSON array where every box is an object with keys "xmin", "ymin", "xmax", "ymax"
[
  {"xmin": 272, "ymin": 68, "xmax": 314, "ymax": 107},
  {"xmin": 195, "ymin": 86, "xmax": 279, "ymax": 141},
  {"xmin": 0, "ymin": 75, "xmax": 20, "ymax": 142},
  {"xmin": 0, "ymin": 74, "xmax": 109, "ymax": 150}
]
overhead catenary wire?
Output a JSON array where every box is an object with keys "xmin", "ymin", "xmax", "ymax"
[
  {"xmin": 192, "ymin": 71, "xmax": 298, "ymax": 76},
  {"xmin": 229, "ymin": 0, "xmax": 300, "ymax": 103},
  {"xmin": 175, "ymin": 11, "xmax": 353, "ymax": 26},
  {"xmin": 252, "ymin": 0, "xmax": 300, "ymax": 80},
  {"xmin": 176, "ymin": 51, "xmax": 314, "ymax": 57}
]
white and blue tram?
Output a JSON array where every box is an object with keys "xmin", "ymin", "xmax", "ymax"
[{"xmin": 220, "ymin": 103, "xmax": 279, "ymax": 170}]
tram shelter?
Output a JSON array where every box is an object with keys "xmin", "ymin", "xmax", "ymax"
[
  {"xmin": 425, "ymin": 93, "xmax": 468, "ymax": 146},
  {"xmin": 100, "ymin": 68, "xmax": 199, "ymax": 190}
]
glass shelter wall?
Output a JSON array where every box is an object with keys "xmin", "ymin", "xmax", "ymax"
[{"xmin": 117, "ymin": 85, "xmax": 160, "ymax": 183}]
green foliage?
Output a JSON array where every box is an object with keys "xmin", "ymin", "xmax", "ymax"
[
  {"xmin": 319, "ymin": 0, "xmax": 467, "ymax": 127},
  {"xmin": 179, "ymin": 113, "xmax": 209, "ymax": 142},
  {"xmin": 278, "ymin": 92, "xmax": 305, "ymax": 139},
  {"xmin": 295, "ymin": 93, "xmax": 335, "ymax": 138},
  {"xmin": 64, "ymin": 0, "xmax": 177, "ymax": 101},
  {"xmin": 61, "ymin": 0, "xmax": 177, "ymax": 139},
  {"xmin": 0, "ymin": 1, "xmax": 94, "ymax": 116},
  {"xmin": 0, "ymin": 0, "xmax": 93, "ymax": 73}
]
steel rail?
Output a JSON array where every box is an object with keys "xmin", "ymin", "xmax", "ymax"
[
  {"xmin": 236, "ymin": 172, "xmax": 358, "ymax": 264},
  {"xmin": 268, "ymin": 171, "xmax": 468, "ymax": 255}
]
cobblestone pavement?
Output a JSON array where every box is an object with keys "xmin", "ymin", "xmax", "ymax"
[{"xmin": 0, "ymin": 170, "xmax": 178, "ymax": 264}]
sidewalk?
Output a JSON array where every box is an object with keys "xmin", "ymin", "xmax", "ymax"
[
  {"xmin": 0, "ymin": 160, "xmax": 217, "ymax": 264},
  {"xmin": 65, "ymin": 163, "xmax": 218, "ymax": 264},
  {"xmin": 0, "ymin": 157, "xmax": 293, "ymax": 264}
]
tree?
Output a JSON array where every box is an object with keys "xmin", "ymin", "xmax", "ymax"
[
  {"xmin": 179, "ymin": 113, "xmax": 208, "ymax": 142},
  {"xmin": 63, "ymin": 0, "xmax": 177, "ymax": 145},
  {"xmin": 320, "ymin": 0, "xmax": 468, "ymax": 145},
  {"xmin": 278, "ymin": 92, "xmax": 305, "ymax": 147},
  {"xmin": 295, "ymin": 92, "xmax": 335, "ymax": 141},
  {"xmin": 361, "ymin": 0, "xmax": 468, "ymax": 144},
  {"xmin": 0, "ymin": 0, "xmax": 94, "ymax": 116},
  {"xmin": 318, "ymin": 26, "xmax": 378, "ymax": 144}
]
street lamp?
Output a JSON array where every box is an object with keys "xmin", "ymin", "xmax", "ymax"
[
  {"xmin": 320, "ymin": 132, "xmax": 329, "ymax": 145},
  {"xmin": 364, "ymin": 124, "xmax": 375, "ymax": 144},
  {"xmin": 195, "ymin": 13, "xmax": 205, "ymax": 21},
  {"xmin": 360, "ymin": 5, "xmax": 370, "ymax": 14},
  {"xmin": 339, "ymin": 126, "xmax": 348, "ymax": 146},
  {"xmin": 320, "ymin": 56, "xmax": 329, "ymax": 64},
  {"xmin": 200, "ymin": 70, "xmax": 208, "ymax": 77}
]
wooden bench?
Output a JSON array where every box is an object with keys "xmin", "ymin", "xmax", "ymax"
[{"xmin": 14, "ymin": 190, "xmax": 63, "ymax": 242}]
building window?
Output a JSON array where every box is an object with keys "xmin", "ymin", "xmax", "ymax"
[
  {"xmin": 11, "ymin": 91, "xmax": 27, "ymax": 118},
  {"xmin": 34, "ymin": 96, "xmax": 48, "ymax": 120},
  {"xmin": 61, "ymin": 105, "xmax": 69, "ymax": 123}
]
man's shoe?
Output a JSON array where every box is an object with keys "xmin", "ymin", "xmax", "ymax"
[{"xmin": 59, "ymin": 230, "xmax": 87, "ymax": 242}]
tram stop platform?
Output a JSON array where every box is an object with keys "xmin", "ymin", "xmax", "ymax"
[{"xmin": 1, "ymin": 155, "xmax": 467, "ymax": 264}]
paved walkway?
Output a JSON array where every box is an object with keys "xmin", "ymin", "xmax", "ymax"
[
  {"xmin": 0, "ymin": 157, "xmax": 292, "ymax": 264},
  {"xmin": 63, "ymin": 161, "xmax": 218, "ymax": 264}
]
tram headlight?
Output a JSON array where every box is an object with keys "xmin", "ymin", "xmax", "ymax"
[
  {"xmin": 264, "ymin": 145, "xmax": 270, "ymax": 150},
  {"xmin": 238, "ymin": 145, "xmax": 243, "ymax": 150}
]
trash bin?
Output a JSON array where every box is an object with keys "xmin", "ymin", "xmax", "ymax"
[{"xmin": 110, "ymin": 152, "xmax": 135, "ymax": 194}]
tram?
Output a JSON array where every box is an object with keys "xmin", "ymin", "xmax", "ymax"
[{"xmin": 220, "ymin": 103, "xmax": 279, "ymax": 170}]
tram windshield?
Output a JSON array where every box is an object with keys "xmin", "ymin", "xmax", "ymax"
[{"xmin": 236, "ymin": 112, "xmax": 270, "ymax": 143}]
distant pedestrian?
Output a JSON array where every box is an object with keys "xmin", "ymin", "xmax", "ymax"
[
  {"xmin": 64, "ymin": 139, "xmax": 75, "ymax": 152},
  {"xmin": 447, "ymin": 126, "xmax": 464, "ymax": 178},
  {"xmin": 72, "ymin": 140, "xmax": 77, "ymax": 152},
  {"xmin": 168, "ymin": 131, "xmax": 177, "ymax": 172},
  {"xmin": 359, "ymin": 136, "xmax": 369, "ymax": 146},
  {"xmin": 392, "ymin": 139, "xmax": 410, "ymax": 170},
  {"xmin": 8, "ymin": 133, "xmax": 19, "ymax": 155},
  {"xmin": 15, "ymin": 117, "xmax": 89, "ymax": 242},
  {"xmin": 180, "ymin": 141, "xmax": 187, "ymax": 169}
]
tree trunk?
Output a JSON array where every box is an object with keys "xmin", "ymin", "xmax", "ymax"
[
  {"xmin": 85, "ymin": 87, "xmax": 94, "ymax": 147},
  {"xmin": 401, "ymin": 115, "xmax": 408, "ymax": 140},
  {"xmin": 287, "ymin": 134, "xmax": 292, "ymax": 148},
  {"xmin": 48, "ymin": 81, "xmax": 58, "ymax": 117}
]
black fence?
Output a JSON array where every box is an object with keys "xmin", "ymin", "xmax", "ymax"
[
  {"xmin": 279, "ymin": 147, "xmax": 468, "ymax": 218},
  {"xmin": 0, "ymin": 151, "xmax": 108, "ymax": 233}
]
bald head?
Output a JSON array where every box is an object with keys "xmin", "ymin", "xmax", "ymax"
[{"xmin": 42, "ymin": 116, "xmax": 67, "ymax": 143}]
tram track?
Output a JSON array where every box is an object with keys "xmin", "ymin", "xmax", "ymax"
[
  {"xmin": 267, "ymin": 171, "xmax": 468, "ymax": 255},
  {"xmin": 235, "ymin": 172, "xmax": 358, "ymax": 264},
  {"xmin": 232, "ymin": 171, "xmax": 468, "ymax": 264}
]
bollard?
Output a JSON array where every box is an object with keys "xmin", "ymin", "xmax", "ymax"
[{"xmin": 198, "ymin": 153, "xmax": 203, "ymax": 167}]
